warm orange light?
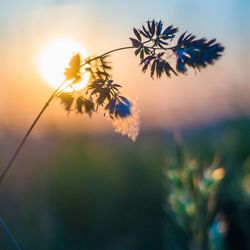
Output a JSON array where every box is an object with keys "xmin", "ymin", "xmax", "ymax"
[
  {"xmin": 37, "ymin": 38, "xmax": 89, "ymax": 92},
  {"xmin": 212, "ymin": 168, "xmax": 226, "ymax": 181}
]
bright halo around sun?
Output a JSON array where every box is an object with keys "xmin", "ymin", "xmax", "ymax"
[{"xmin": 37, "ymin": 38, "xmax": 90, "ymax": 92}]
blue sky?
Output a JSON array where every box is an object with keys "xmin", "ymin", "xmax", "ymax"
[
  {"xmin": 1, "ymin": 0, "xmax": 249, "ymax": 41},
  {"xmin": 0, "ymin": 0, "xmax": 250, "ymax": 132}
]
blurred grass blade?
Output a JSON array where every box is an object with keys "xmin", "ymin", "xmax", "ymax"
[{"xmin": 0, "ymin": 217, "xmax": 21, "ymax": 250}]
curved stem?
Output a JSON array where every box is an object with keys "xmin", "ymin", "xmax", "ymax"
[
  {"xmin": 0, "ymin": 81, "xmax": 65, "ymax": 184},
  {"xmin": 0, "ymin": 45, "xmax": 137, "ymax": 184},
  {"xmin": 81, "ymin": 46, "xmax": 134, "ymax": 67},
  {"xmin": 81, "ymin": 43, "xmax": 176, "ymax": 67}
]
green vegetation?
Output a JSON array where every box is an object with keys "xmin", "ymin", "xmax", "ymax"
[{"xmin": 1, "ymin": 118, "xmax": 250, "ymax": 249}]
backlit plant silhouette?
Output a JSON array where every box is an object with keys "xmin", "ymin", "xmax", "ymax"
[
  {"xmin": 0, "ymin": 19, "xmax": 224, "ymax": 184},
  {"xmin": 0, "ymin": 19, "xmax": 225, "ymax": 250}
]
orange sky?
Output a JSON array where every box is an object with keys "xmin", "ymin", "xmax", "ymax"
[{"xmin": 1, "ymin": 0, "xmax": 250, "ymax": 135}]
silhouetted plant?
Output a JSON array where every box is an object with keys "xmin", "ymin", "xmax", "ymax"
[
  {"xmin": 0, "ymin": 19, "xmax": 224, "ymax": 249},
  {"xmin": 0, "ymin": 19, "xmax": 224, "ymax": 185},
  {"xmin": 58, "ymin": 20, "xmax": 224, "ymax": 125},
  {"xmin": 131, "ymin": 20, "xmax": 224, "ymax": 76}
]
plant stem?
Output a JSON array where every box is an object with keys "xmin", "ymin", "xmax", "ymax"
[
  {"xmin": 81, "ymin": 43, "xmax": 175, "ymax": 67},
  {"xmin": 0, "ymin": 217, "xmax": 21, "ymax": 250},
  {"xmin": 0, "ymin": 81, "xmax": 65, "ymax": 184},
  {"xmin": 0, "ymin": 44, "xmax": 143, "ymax": 183},
  {"xmin": 81, "ymin": 46, "xmax": 134, "ymax": 66}
]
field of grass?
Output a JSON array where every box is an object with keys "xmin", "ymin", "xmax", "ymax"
[{"xmin": 0, "ymin": 118, "xmax": 250, "ymax": 249}]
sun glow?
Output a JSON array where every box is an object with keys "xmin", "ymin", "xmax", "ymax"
[{"xmin": 37, "ymin": 38, "xmax": 89, "ymax": 92}]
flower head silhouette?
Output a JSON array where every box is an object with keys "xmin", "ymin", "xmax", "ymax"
[
  {"xmin": 64, "ymin": 53, "xmax": 82, "ymax": 83},
  {"xmin": 56, "ymin": 20, "xmax": 224, "ymax": 141}
]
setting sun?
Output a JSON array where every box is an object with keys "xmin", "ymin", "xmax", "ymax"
[{"xmin": 37, "ymin": 38, "xmax": 89, "ymax": 92}]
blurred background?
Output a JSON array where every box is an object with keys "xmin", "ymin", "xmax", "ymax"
[{"xmin": 0, "ymin": 0, "xmax": 250, "ymax": 249}]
